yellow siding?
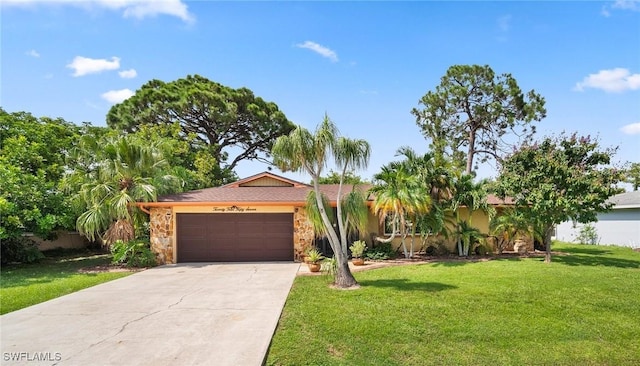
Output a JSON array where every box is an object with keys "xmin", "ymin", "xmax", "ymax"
[
  {"xmin": 172, "ymin": 205, "xmax": 295, "ymax": 213},
  {"xmin": 239, "ymin": 177, "xmax": 293, "ymax": 187},
  {"xmin": 368, "ymin": 209, "xmax": 494, "ymax": 254}
]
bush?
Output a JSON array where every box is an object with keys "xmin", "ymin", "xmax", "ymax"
[
  {"xmin": 425, "ymin": 239, "xmax": 452, "ymax": 256},
  {"xmin": 365, "ymin": 242, "xmax": 396, "ymax": 261},
  {"xmin": 321, "ymin": 256, "xmax": 338, "ymax": 282},
  {"xmin": 110, "ymin": 240, "xmax": 157, "ymax": 267},
  {"xmin": 0, "ymin": 237, "xmax": 44, "ymax": 264},
  {"xmin": 576, "ymin": 224, "xmax": 599, "ymax": 245}
]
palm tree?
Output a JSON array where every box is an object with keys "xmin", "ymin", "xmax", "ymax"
[
  {"xmin": 67, "ymin": 134, "xmax": 181, "ymax": 245},
  {"xmin": 272, "ymin": 115, "xmax": 370, "ymax": 289},
  {"xmin": 450, "ymin": 174, "xmax": 493, "ymax": 256},
  {"xmin": 394, "ymin": 147, "xmax": 456, "ymax": 253},
  {"xmin": 489, "ymin": 209, "xmax": 529, "ymax": 254},
  {"xmin": 370, "ymin": 162, "xmax": 430, "ymax": 258}
]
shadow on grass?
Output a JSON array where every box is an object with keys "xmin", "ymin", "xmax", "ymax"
[
  {"xmin": 358, "ymin": 278, "xmax": 457, "ymax": 292},
  {"xmin": 552, "ymin": 254, "xmax": 640, "ymax": 269},
  {"xmin": 0, "ymin": 256, "xmax": 111, "ymax": 288},
  {"xmin": 556, "ymin": 247, "xmax": 613, "ymax": 255},
  {"xmin": 429, "ymin": 256, "xmax": 523, "ymax": 267}
]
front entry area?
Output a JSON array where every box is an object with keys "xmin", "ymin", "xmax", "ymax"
[{"xmin": 176, "ymin": 213, "xmax": 294, "ymax": 262}]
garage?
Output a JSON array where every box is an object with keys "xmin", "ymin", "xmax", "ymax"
[{"xmin": 176, "ymin": 213, "xmax": 294, "ymax": 262}]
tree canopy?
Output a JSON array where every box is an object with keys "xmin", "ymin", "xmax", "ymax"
[
  {"xmin": 65, "ymin": 134, "xmax": 183, "ymax": 244},
  {"xmin": 412, "ymin": 64, "xmax": 546, "ymax": 174},
  {"xmin": 106, "ymin": 75, "xmax": 295, "ymax": 186},
  {"xmin": 0, "ymin": 109, "xmax": 80, "ymax": 242},
  {"xmin": 316, "ymin": 170, "xmax": 367, "ymax": 185},
  {"xmin": 496, "ymin": 133, "xmax": 623, "ymax": 262},
  {"xmin": 625, "ymin": 162, "xmax": 640, "ymax": 191}
]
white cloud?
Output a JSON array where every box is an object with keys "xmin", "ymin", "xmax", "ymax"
[
  {"xmin": 601, "ymin": 0, "xmax": 640, "ymax": 16},
  {"xmin": 296, "ymin": 41, "xmax": 338, "ymax": 62},
  {"xmin": 498, "ymin": 15, "xmax": 511, "ymax": 32},
  {"xmin": 573, "ymin": 68, "xmax": 640, "ymax": 93},
  {"xmin": 620, "ymin": 122, "xmax": 640, "ymax": 135},
  {"xmin": 101, "ymin": 89, "xmax": 134, "ymax": 104},
  {"xmin": 26, "ymin": 49, "xmax": 40, "ymax": 58},
  {"xmin": 613, "ymin": 0, "xmax": 640, "ymax": 11},
  {"xmin": 118, "ymin": 68, "xmax": 137, "ymax": 79},
  {"xmin": 2, "ymin": 0, "xmax": 194, "ymax": 23},
  {"xmin": 67, "ymin": 56, "xmax": 120, "ymax": 77}
]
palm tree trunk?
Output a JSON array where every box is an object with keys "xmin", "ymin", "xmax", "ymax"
[
  {"xmin": 312, "ymin": 178, "xmax": 357, "ymax": 288},
  {"xmin": 336, "ymin": 167, "xmax": 348, "ymax": 255},
  {"xmin": 334, "ymin": 256, "xmax": 358, "ymax": 288}
]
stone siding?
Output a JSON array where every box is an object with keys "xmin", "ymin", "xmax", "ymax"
[
  {"xmin": 293, "ymin": 207, "xmax": 314, "ymax": 261},
  {"xmin": 150, "ymin": 207, "xmax": 174, "ymax": 264}
]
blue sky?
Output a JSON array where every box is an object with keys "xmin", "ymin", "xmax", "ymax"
[{"xmin": 2, "ymin": 0, "xmax": 639, "ymax": 183}]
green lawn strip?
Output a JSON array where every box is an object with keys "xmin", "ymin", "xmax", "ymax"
[
  {"xmin": 267, "ymin": 243, "xmax": 640, "ymax": 365},
  {"xmin": 1, "ymin": 251, "xmax": 134, "ymax": 314}
]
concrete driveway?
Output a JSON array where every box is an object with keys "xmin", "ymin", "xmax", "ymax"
[{"xmin": 1, "ymin": 262, "xmax": 300, "ymax": 366}]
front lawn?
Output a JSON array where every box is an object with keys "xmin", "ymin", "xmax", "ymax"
[
  {"xmin": 267, "ymin": 243, "xmax": 640, "ymax": 365},
  {"xmin": 0, "ymin": 250, "xmax": 134, "ymax": 315}
]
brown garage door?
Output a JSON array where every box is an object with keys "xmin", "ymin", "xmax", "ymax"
[{"xmin": 176, "ymin": 213, "xmax": 293, "ymax": 262}]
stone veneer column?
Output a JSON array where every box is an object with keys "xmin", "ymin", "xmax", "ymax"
[
  {"xmin": 149, "ymin": 207, "xmax": 174, "ymax": 264},
  {"xmin": 293, "ymin": 207, "xmax": 315, "ymax": 262}
]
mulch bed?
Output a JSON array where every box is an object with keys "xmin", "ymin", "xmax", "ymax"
[{"xmin": 77, "ymin": 264, "xmax": 146, "ymax": 274}]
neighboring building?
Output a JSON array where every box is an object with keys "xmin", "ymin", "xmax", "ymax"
[
  {"xmin": 554, "ymin": 191, "xmax": 640, "ymax": 248},
  {"xmin": 140, "ymin": 172, "xmax": 511, "ymax": 264}
]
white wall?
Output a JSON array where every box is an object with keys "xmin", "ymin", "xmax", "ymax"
[{"xmin": 555, "ymin": 208, "xmax": 640, "ymax": 248}]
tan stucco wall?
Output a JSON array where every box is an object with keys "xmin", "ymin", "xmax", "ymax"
[{"xmin": 368, "ymin": 209, "xmax": 498, "ymax": 255}]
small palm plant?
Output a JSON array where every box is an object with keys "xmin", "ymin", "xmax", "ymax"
[
  {"xmin": 306, "ymin": 248, "xmax": 325, "ymax": 273},
  {"xmin": 306, "ymin": 248, "xmax": 325, "ymax": 264}
]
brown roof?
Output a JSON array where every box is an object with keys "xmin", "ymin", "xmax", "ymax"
[
  {"xmin": 158, "ymin": 172, "xmax": 371, "ymax": 204},
  {"xmin": 155, "ymin": 172, "xmax": 513, "ymax": 206},
  {"xmin": 486, "ymin": 194, "xmax": 514, "ymax": 206}
]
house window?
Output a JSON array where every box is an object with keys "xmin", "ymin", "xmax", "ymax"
[
  {"xmin": 383, "ymin": 216, "xmax": 427, "ymax": 236},
  {"xmin": 383, "ymin": 216, "xmax": 400, "ymax": 236}
]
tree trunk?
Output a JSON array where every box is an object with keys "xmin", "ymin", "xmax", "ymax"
[
  {"xmin": 466, "ymin": 131, "xmax": 476, "ymax": 175},
  {"xmin": 312, "ymin": 177, "xmax": 358, "ymax": 288},
  {"xmin": 401, "ymin": 232, "xmax": 409, "ymax": 259},
  {"xmin": 544, "ymin": 225, "xmax": 553, "ymax": 263},
  {"xmin": 334, "ymin": 256, "xmax": 358, "ymax": 288}
]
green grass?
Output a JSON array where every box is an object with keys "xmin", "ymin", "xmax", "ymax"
[
  {"xmin": 1, "ymin": 250, "xmax": 134, "ymax": 315},
  {"xmin": 267, "ymin": 243, "xmax": 640, "ymax": 365}
]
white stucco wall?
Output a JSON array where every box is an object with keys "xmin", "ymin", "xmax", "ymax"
[{"xmin": 555, "ymin": 208, "xmax": 640, "ymax": 248}]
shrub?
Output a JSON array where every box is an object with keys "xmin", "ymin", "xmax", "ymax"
[
  {"xmin": 349, "ymin": 240, "xmax": 367, "ymax": 258},
  {"xmin": 110, "ymin": 240, "xmax": 157, "ymax": 267},
  {"xmin": 0, "ymin": 237, "xmax": 44, "ymax": 264},
  {"xmin": 576, "ymin": 224, "xmax": 599, "ymax": 245},
  {"xmin": 425, "ymin": 238, "xmax": 452, "ymax": 256},
  {"xmin": 321, "ymin": 256, "xmax": 338, "ymax": 282},
  {"xmin": 365, "ymin": 242, "xmax": 396, "ymax": 261}
]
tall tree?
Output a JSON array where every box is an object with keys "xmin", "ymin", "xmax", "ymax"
[
  {"xmin": 624, "ymin": 162, "xmax": 640, "ymax": 191},
  {"xmin": 317, "ymin": 170, "xmax": 366, "ymax": 185},
  {"xmin": 66, "ymin": 134, "xmax": 182, "ymax": 244},
  {"xmin": 0, "ymin": 109, "xmax": 79, "ymax": 243},
  {"xmin": 272, "ymin": 115, "xmax": 370, "ymax": 289},
  {"xmin": 412, "ymin": 64, "xmax": 547, "ymax": 174},
  {"xmin": 107, "ymin": 75, "xmax": 295, "ymax": 185},
  {"xmin": 496, "ymin": 133, "xmax": 623, "ymax": 262}
]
